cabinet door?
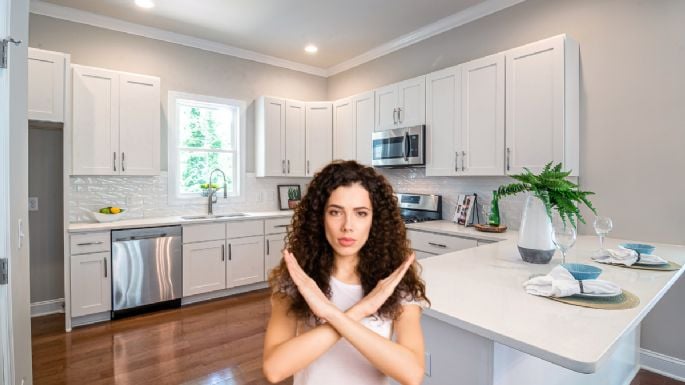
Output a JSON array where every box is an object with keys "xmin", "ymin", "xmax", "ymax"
[
  {"xmin": 505, "ymin": 35, "xmax": 565, "ymax": 175},
  {"xmin": 257, "ymin": 97, "xmax": 286, "ymax": 176},
  {"xmin": 72, "ymin": 65, "xmax": 119, "ymax": 175},
  {"xmin": 28, "ymin": 48, "xmax": 66, "ymax": 122},
  {"xmin": 374, "ymin": 84, "xmax": 398, "ymax": 131},
  {"xmin": 353, "ymin": 91, "xmax": 375, "ymax": 166},
  {"xmin": 397, "ymin": 75, "xmax": 426, "ymax": 127},
  {"xmin": 426, "ymin": 65, "xmax": 461, "ymax": 177},
  {"xmin": 70, "ymin": 252, "xmax": 111, "ymax": 317},
  {"xmin": 285, "ymin": 100, "xmax": 306, "ymax": 176},
  {"xmin": 265, "ymin": 234, "xmax": 286, "ymax": 279},
  {"xmin": 461, "ymin": 54, "xmax": 505, "ymax": 176},
  {"xmin": 333, "ymin": 98, "xmax": 355, "ymax": 160},
  {"xmin": 183, "ymin": 240, "xmax": 227, "ymax": 296},
  {"xmin": 305, "ymin": 102, "xmax": 333, "ymax": 176},
  {"xmin": 227, "ymin": 235, "xmax": 265, "ymax": 288},
  {"xmin": 119, "ymin": 73, "xmax": 160, "ymax": 175}
]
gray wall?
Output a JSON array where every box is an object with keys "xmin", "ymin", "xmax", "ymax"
[
  {"xmin": 28, "ymin": 13, "xmax": 329, "ymax": 172},
  {"xmin": 28, "ymin": 126, "xmax": 64, "ymax": 303},
  {"xmin": 329, "ymin": 0, "xmax": 685, "ymax": 361}
]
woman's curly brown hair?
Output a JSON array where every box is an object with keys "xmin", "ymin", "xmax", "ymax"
[{"xmin": 268, "ymin": 160, "xmax": 429, "ymax": 321}]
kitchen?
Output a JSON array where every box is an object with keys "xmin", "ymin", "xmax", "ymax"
[{"xmin": 1, "ymin": 0, "xmax": 684, "ymax": 384}]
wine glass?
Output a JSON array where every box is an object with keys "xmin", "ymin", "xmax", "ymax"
[
  {"xmin": 593, "ymin": 216, "xmax": 613, "ymax": 255},
  {"xmin": 552, "ymin": 222, "xmax": 577, "ymax": 264}
]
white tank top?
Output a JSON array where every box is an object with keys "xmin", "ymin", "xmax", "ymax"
[{"xmin": 293, "ymin": 276, "xmax": 392, "ymax": 385}]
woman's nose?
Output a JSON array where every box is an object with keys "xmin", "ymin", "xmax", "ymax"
[{"xmin": 342, "ymin": 214, "xmax": 353, "ymax": 232}]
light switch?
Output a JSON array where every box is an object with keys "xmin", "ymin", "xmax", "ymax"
[{"xmin": 28, "ymin": 197, "xmax": 39, "ymax": 211}]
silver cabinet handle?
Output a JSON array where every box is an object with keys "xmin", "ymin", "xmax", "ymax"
[
  {"xmin": 122, "ymin": 152, "xmax": 125, "ymax": 172},
  {"xmin": 461, "ymin": 151, "xmax": 466, "ymax": 171},
  {"xmin": 221, "ymin": 244, "xmax": 225, "ymax": 262},
  {"xmin": 228, "ymin": 243, "xmax": 232, "ymax": 261},
  {"xmin": 104, "ymin": 257, "xmax": 108, "ymax": 278},
  {"xmin": 307, "ymin": 160, "xmax": 310, "ymax": 175},
  {"xmin": 77, "ymin": 241, "xmax": 104, "ymax": 246},
  {"xmin": 506, "ymin": 147, "xmax": 511, "ymax": 171},
  {"xmin": 393, "ymin": 108, "xmax": 398, "ymax": 124},
  {"xmin": 266, "ymin": 239, "xmax": 270, "ymax": 255},
  {"xmin": 113, "ymin": 152, "xmax": 117, "ymax": 172},
  {"xmin": 455, "ymin": 152, "xmax": 459, "ymax": 172},
  {"xmin": 398, "ymin": 107, "xmax": 403, "ymax": 123},
  {"xmin": 428, "ymin": 242, "xmax": 447, "ymax": 248},
  {"xmin": 287, "ymin": 160, "xmax": 290, "ymax": 174},
  {"xmin": 282, "ymin": 160, "xmax": 285, "ymax": 174}
]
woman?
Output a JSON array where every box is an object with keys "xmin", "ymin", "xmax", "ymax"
[{"xmin": 263, "ymin": 160, "xmax": 429, "ymax": 385}]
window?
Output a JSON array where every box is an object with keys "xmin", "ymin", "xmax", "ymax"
[{"xmin": 168, "ymin": 91, "xmax": 245, "ymax": 204}]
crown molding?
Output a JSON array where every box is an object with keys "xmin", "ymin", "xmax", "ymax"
[
  {"xmin": 29, "ymin": 0, "xmax": 329, "ymax": 77},
  {"xmin": 325, "ymin": 0, "xmax": 527, "ymax": 76}
]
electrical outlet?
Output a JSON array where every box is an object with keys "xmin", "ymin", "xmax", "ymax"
[
  {"xmin": 28, "ymin": 197, "xmax": 39, "ymax": 211},
  {"xmin": 424, "ymin": 352, "xmax": 431, "ymax": 377}
]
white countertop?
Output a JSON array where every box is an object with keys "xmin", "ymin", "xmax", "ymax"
[
  {"xmin": 68, "ymin": 211, "xmax": 293, "ymax": 233},
  {"xmin": 417, "ymin": 231, "xmax": 685, "ymax": 373},
  {"xmin": 406, "ymin": 220, "xmax": 518, "ymax": 242}
]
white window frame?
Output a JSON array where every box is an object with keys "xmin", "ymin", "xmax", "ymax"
[{"xmin": 167, "ymin": 91, "xmax": 246, "ymax": 205}]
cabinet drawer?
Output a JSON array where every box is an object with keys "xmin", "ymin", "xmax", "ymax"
[
  {"xmin": 265, "ymin": 217, "xmax": 291, "ymax": 234},
  {"xmin": 70, "ymin": 232, "xmax": 110, "ymax": 255},
  {"xmin": 183, "ymin": 223, "xmax": 226, "ymax": 243},
  {"xmin": 227, "ymin": 220, "xmax": 264, "ymax": 239},
  {"xmin": 408, "ymin": 230, "xmax": 477, "ymax": 253}
]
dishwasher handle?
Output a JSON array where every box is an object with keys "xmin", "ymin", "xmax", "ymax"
[{"xmin": 114, "ymin": 233, "xmax": 171, "ymax": 242}]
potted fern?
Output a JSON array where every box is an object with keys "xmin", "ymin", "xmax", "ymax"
[{"xmin": 496, "ymin": 162, "xmax": 596, "ymax": 264}]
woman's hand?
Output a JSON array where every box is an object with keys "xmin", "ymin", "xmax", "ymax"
[
  {"xmin": 353, "ymin": 253, "xmax": 416, "ymax": 319},
  {"xmin": 282, "ymin": 249, "xmax": 338, "ymax": 321}
]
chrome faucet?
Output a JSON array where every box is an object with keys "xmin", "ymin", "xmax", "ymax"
[{"xmin": 207, "ymin": 168, "xmax": 227, "ymax": 216}]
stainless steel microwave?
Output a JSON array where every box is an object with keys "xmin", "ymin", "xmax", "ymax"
[{"xmin": 372, "ymin": 125, "xmax": 425, "ymax": 167}]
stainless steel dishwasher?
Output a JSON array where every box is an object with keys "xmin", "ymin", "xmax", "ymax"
[{"xmin": 111, "ymin": 225, "xmax": 182, "ymax": 317}]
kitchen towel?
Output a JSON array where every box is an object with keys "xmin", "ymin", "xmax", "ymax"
[
  {"xmin": 523, "ymin": 265, "xmax": 621, "ymax": 298},
  {"xmin": 592, "ymin": 248, "xmax": 667, "ymax": 266}
]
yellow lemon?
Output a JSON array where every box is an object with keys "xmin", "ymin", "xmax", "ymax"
[{"xmin": 110, "ymin": 207, "xmax": 121, "ymax": 214}]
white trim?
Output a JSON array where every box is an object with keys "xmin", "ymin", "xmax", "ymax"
[
  {"xmin": 30, "ymin": 298, "xmax": 65, "ymax": 317},
  {"xmin": 326, "ymin": 0, "xmax": 527, "ymax": 76},
  {"xmin": 29, "ymin": 0, "xmax": 328, "ymax": 77},
  {"xmin": 640, "ymin": 348, "xmax": 685, "ymax": 382}
]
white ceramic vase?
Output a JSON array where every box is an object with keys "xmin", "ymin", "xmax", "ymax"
[{"xmin": 517, "ymin": 195, "xmax": 555, "ymax": 264}]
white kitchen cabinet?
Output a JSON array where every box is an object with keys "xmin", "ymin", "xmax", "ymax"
[
  {"xmin": 505, "ymin": 34, "xmax": 579, "ymax": 176},
  {"xmin": 333, "ymin": 98, "xmax": 355, "ymax": 160},
  {"xmin": 353, "ymin": 91, "xmax": 375, "ymax": 166},
  {"xmin": 460, "ymin": 53, "xmax": 505, "ymax": 176},
  {"xmin": 407, "ymin": 229, "xmax": 478, "ymax": 254},
  {"xmin": 425, "ymin": 65, "xmax": 461, "ymax": 176},
  {"xmin": 72, "ymin": 64, "xmax": 160, "ymax": 176},
  {"xmin": 183, "ymin": 239, "xmax": 227, "ymax": 296},
  {"xmin": 256, "ymin": 96, "xmax": 286, "ymax": 176},
  {"xmin": 285, "ymin": 100, "xmax": 306, "ymax": 176},
  {"xmin": 305, "ymin": 102, "xmax": 332, "ymax": 176},
  {"xmin": 227, "ymin": 235, "xmax": 265, "ymax": 287},
  {"xmin": 70, "ymin": 251, "xmax": 111, "ymax": 317},
  {"xmin": 265, "ymin": 234, "xmax": 286, "ymax": 279},
  {"xmin": 28, "ymin": 48, "xmax": 67, "ymax": 122},
  {"xmin": 374, "ymin": 75, "xmax": 425, "ymax": 131}
]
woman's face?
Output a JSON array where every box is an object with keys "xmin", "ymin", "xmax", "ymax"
[{"xmin": 324, "ymin": 182, "xmax": 373, "ymax": 260}]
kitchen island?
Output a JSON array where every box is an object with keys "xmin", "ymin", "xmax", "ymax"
[{"xmin": 408, "ymin": 221, "xmax": 685, "ymax": 385}]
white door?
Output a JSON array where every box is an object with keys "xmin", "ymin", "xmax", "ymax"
[
  {"xmin": 305, "ymin": 102, "xmax": 332, "ymax": 176},
  {"xmin": 374, "ymin": 83, "xmax": 397, "ymax": 131},
  {"xmin": 27, "ymin": 48, "xmax": 65, "ymax": 122},
  {"xmin": 227, "ymin": 235, "xmax": 265, "ymax": 288},
  {"xmin": 262, "ymin": 97, "xmax": 286, "ymax": 176},
  {"xmin": 183, "ymin": 240, "xmax": 227, "ymax": 296},
  {"xmin": 333, "ymin": 98, "xmax": 354, "ymax": 160},
  {"xmin": 285, "ymin": 100, "xmax": 306, "ymax": 176},
  {"xmin": 119, "ymin": 73, "xmax": 160, "ymax": 175},
  {"xmin": 1, "ymin": 0, "xmax": 32, "ymax": 382},
  {"xmin": 70, "ymin": 252, "xmax": 111, "ymax": 317},
  {"xmin": 353, "ymin": 91, "xmax": 375, "ymax": 166},
  {"xmin": 505, "ymin": 35, "xmax": 565, "ymax": 175},
  {"xmin": 461, "ymin": 54, "xmax": 505, "ymax": 176},
  {"xmin": 425, "ymin": 65, "xmax": 461, "ymax": 177},
  {"xmin": 265, "ymin": 234, "xmax": 286, "ymax": 279},
  {"xmin": 396, "ymin": 75, "xmax": 426, "ymax": 127},
  {"xmin": 72, "ymin": 65, "xmax": 120, "ymax": 175}
]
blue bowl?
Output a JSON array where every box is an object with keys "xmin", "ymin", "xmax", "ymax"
[
  {"xmin": 619, "ymin": 243, "xmax": 655, "ymax": 255},
  {"xmin": 561, "ymin": 263, "xmax": 602, "ymax": 280}
]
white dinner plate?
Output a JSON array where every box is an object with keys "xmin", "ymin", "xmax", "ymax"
[{"xmin": 634, "ymin": 255, "xmax": 669, "ymax": 266}]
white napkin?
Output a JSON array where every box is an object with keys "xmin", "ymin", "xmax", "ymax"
[
  {"xmin": 592, "ymin": 248, "xmax": 667, "ymax": 266},
  {"xmin": 523, "ymin": 265, "xmax": 622, "ymax": 298}
]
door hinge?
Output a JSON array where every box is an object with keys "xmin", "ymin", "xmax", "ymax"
[
  {"xmin": 1, "ymin": 37, "xmax": 22, "ymax": 69},
  {"xmin": 0, "ymin": 258, "xmax": 8, "ymax": 285}
]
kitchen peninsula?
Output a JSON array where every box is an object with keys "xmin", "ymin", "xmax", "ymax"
[{"xmin": 408, "ymin": 221, "xmax": 685, "ymax": 385}]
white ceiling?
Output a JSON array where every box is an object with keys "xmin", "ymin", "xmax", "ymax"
[{"xmin": 32, "ymin": 0, "xmax": 524, "ymax": 76}]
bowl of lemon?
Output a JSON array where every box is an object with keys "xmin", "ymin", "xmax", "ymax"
[{"xmin": 92, "ymin": 206, "xmax": 127, "ymax": 223}]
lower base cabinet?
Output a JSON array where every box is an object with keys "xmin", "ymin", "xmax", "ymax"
[
  {"xmin": 70, "ymin": 252, "xmax": 111, "ymax": 317},
  {"xmin": 183, "ymin": 239, "xmax": 227, "ymax": 297},
  {"xmin": 227, "ymin": 235, "xmax": 265, "ymax": 287},
  {"xmin": 265, "ymin": 234, "xmax": 286, "ymax": 279}
]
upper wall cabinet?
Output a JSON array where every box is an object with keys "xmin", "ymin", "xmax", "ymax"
[
  {"xmin": 425, "ymin": 65, "xmax": 461, "ymax": 176},
  {"xmin": 332, "ymin": 91, "xmax": 374, "ymax": 166},
  {"xmin": 374, "ymin": 75, "xmax": 425, "ymax": 131},
  {"xmin": 505, "ymin": 35, "xmax": 579, "ymax": 176},
  {"xmin": 72, "ymin": 65, "xmax": 160, "ymax": 176},
  {"xmin": 305, "ymin": 102, "xmax": 333, "ymax": 176},
  {"xmin": 28, "ymin": 48, "xmax": 68, "ymax": 123}
]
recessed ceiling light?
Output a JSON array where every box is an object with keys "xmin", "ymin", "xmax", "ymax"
[
  {"xmin": 304, "ymin": 44, "xmax": 318, "ymax": 54},
  {"xmin": 135, "ymin": 0, "xmax": 155, "ymax": 9}
]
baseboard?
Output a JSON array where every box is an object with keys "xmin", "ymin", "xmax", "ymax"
[
  {"xmin": 640, "ymin": 348, "xmax": 685, "ymax": 382},
  {"xmin": 31, "ymin": 298, "xmax": 65, "ymax": 317}
]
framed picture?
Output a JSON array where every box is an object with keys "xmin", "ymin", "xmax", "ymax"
[
  {"xmin": 453, "ymin": 194, "xmax": 477, "ymax": 226},
  {"xmin": 453, "ymin": 194, "xmax": 467, "ymax": 224},
  {"xmin": 278, "ymin": 185, "xmax": 301, "ymax": 210}
]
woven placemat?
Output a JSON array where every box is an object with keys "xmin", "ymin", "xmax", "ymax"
[
  {"xmin": 603, "ymin": 261, "xmax": 682, "ymax": 271},
  {"xmin": 549, "ymin": 289, "xmax": 640, "ymax": 310}
]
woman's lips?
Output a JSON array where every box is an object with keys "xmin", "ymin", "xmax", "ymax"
[{"xmin": 338, "ymin": 237, "xmax": 355, "ymax": 247}]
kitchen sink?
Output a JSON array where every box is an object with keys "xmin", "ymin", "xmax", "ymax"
[{"xmin": 181, "ymin": 213, "xmax": 248, "ymax": 220}]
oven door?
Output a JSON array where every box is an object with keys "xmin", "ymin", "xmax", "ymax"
[{"xmin": 372, "ymin": 125, "xmax": 425, "ymax": 167}]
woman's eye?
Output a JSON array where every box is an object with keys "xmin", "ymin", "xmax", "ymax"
[
  {"xmin": 357, "ymin": 211, "xmax": 368, "ymax": 217},
  {"xmin": 328, "ymin": 210, "xmax": 340, "ymax": 216}
]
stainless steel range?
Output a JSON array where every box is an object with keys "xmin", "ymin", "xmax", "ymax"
[{"xmin": 396, "ymin": 193, "xmax": 442, "ymax": 223}]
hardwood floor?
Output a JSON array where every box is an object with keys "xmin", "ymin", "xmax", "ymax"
[{"xmin": 32, "ymin": 289, "xmax": 683, "ymax": 385}]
